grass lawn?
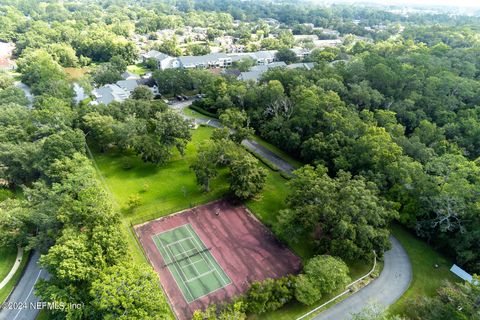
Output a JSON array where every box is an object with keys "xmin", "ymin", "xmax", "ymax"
[
  {"xmin": 127, "ymin": 64, "xmax": 149, "ymax": 75},
  {"xmin": 64, "ymin": 67, "xmax": 89, "ymax": 81},
  {"xmin": 0, "ymin": 246, "xmax": 17, "ymax": 283},
  {"xmin": 183, "ymin": 107, "xmax": 217, "ymax": 120},
  {"xmin": 0, "ymin": 250, "xmax": 29, "ymax": 303},
  {"xmin": 91, "ymin": 126, "xmax": 229, "ymax": 266},
  {"xmin": 389, "ymin": 224, "xmax": 459, "ymax": 316},
  {"xmin": 90, "ymin": 126, "xmax": 372, "ymax": 320}
]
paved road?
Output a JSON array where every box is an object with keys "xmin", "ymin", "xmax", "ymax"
[
  {"xmin": 312, "ymin": 236, "xmax": 412, "ymax": 320},
  {"xmin": 170, "ymin": 100, "xmax": 297, "ymax": 174},
  {"xmin": 0, "ymin": 251, "xmax": 49, "ymax": 320}
]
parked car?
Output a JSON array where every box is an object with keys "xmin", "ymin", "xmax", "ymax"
[
  {"xmin": 182, "ymin": 95, "xmax": 188, "ymax": 100},
  {"xmin": 176, "ymin": 95, "xmax": 184, "ymax": 101}
]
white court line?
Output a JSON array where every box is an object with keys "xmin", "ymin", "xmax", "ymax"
[
  {"xmin": 186, "ymin": 225, "xmax": 231, "ymax": 286},
  {"xmin": 172, "ymin": 246, "xmax": 197, "ymax": 260},
  {"xmin": 177, "ymin": 238, "xmax": 205, "ymax": 281},
  {"xmin": 12, "ymin": 270, "xmax": 43, "ymax": 320},
  {"xmin": 185, "ymin": 269, "xmax": 215, "ymax": 283},
  {"xmin": 166, "ymin": 236, "xmax": 194, "ymax": 252},
  {"xmin": 160, "ymin": 236, "xmax": 195, "ymax": 301}
]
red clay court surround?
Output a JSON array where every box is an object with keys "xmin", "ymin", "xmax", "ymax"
[{"xmin": 135, "ymin": 200, "xmax": 302, "ymax": 320}]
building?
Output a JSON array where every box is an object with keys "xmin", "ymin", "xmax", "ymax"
[
  {"xmin": 121, "ymin": 71, "xmax": 140, "ymax": 80},
  {"xmin": 237, "ymin": 62, "xmax": 287, "ymax": 82},
  {"xmin": 91, "ymin": 84, "xmax": 129, "ymax": 105},
  {"xmin": 237, "ymin": 61, "xmax": 315, "ymax": 82},
  {"xmin": 178, "ymin": 53, "xmax": 232, "ymax": 69},
  {"xmin": 290, "ymin": 47, "xmax": 311, "ymax": 60},
  {"xmin": 286, "ymin": 62, "xmax": 315, "ymax": 71},
  {"xmin": 142, "ymin": 50, "xmax": 180, "ymax": 70}
]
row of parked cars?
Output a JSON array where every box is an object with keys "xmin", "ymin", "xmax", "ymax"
[{"xmin": 155, "ymin": 93, "xmax": 206, "ymax": 104}]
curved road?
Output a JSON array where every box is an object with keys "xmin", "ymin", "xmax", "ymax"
[
  {"xmin": 175, "ymin": 100, "xmax": 413, "ymax": 320},
  {"xmin": 0, "ymin": 252, "xmax": 49, "ymax": 320},
  {"xmin": 313, "ymin": 236, "xmax": 412, "ymax": 320},
  {"xmin": 4, "ymin": 101, "xmax": 411, "ymax": 320}
]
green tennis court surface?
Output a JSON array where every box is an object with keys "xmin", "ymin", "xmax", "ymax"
[{"xmin": 152, "ymin": 224, "xmax": 231, "ymax": 302}]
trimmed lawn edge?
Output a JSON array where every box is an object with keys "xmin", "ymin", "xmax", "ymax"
[{"xmin": 0, "ymin": 250, "xmax": 30, "ymax": 303}]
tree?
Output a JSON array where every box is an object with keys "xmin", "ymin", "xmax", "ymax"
[
  {"xmin": 407, "ymin": 278, "xmax": 480, "ymax": 320},
  {"xmin": 190, "ymin": 141, "xmax": 220, "ymax": 192},
  {"xmin": 16, "ymin": 49, "xmax": 73, "ymax": 99},
  {"xmin": 219, "ymin": 108, "xmax": 254, "ymax": 144},
  {"xmin": 156, "ymin": 38, "xmax": 182, "ymax": 57},
  {"xmin": 93, "ymin": 63, "xmax": 123, "ymax": 86},
  {"xmin": 46, "ymin": 43, "xmax": 78, "ymax": 67},
  {"xmin": 275, "ymin": 48, "xmax": 298, "ymax": 64},
  {"xmin": 187, "ymin": 44, "xmax": 211, "ymax": 56},
  {"xmin": 131, "ymin": 85, "xmax": 154, "ymax": 100},
  {"xmin": 233, "ymin": 57, "xmax": 256, "ymax": 72},
  {"xmin": 153, "ymin": 68, "xmax": 192, "ymax": 95},
  {"xmin": 276, "ymin": 166, "xmax": 398, "ymax": 261},
  {"xmin": 295, "ymin": 255, "xmax": 350, "ymax": 305},
  {"xmin": 294, "ymin": 274, "xmax": 322, "ymax": 306},
  {"xmin": 229, "ymin": 154, "xmax": 267, "ymax": 199},
  {"xmin": 90, "ymin": 263, "xmax": 170, "ymax": 320},
  {"xmin": 0, "ymin": 71, "xmax": 14, "ymax": 89},
  {"xmin": 245, "ymin": 276, "xmax": 296, "ymax": 314}
]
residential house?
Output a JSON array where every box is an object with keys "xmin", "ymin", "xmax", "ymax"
[
  {"xmin": 142, "ymin": 50, "xmax": 179, "ymax": 70},
  {"xmin": 91, "ymin": 84, "xmax": 129, "ymax": 105},
  {"xmin": 178, "ymin": 53, "xmax": 232, "ymax": 69},
  {"xmin": 121, "ymin": 71, "xmax": 140, "ymax": 80},
  {"xmin": 237, "ymin": 61, "xmax": 286, "ymax": 82},
  {"xmin": 290, "ymin": 47, "xmax": 311, "ymax": 60}
]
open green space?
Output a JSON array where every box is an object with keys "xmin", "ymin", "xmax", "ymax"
[
  {"xmin": 0, "ymin": 250, "xmax": 29, "ymax": 303},
  {"xmin": 183, "ymin": 107, "xmax": 217, "ymax": 120},
  {"xmin": 0, "ymin": 246, "xmax": 17, "ymax": 283},
  {"xmin": 90, "ymin": 126, "xmax": 229, "ymax": 265},
  {"xmin": 90, "ymin": 126, "xmax": 371, "ymax": 318},
  {"xmin": 389, "ymin": 224, "xmax": 459, "ymax": 315},
  {"xmin": 127, "ymin": 63, "xmax": 149, "ymax": 75}
]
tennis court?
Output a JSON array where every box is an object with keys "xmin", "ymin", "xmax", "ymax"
[{"xmin": 152, "ymin": 223, "xmax": 231, "ymax": 303}]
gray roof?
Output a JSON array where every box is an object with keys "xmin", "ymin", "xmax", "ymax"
[
  {"xmin": 116, "ymin": 79, "xmax": 139, "ymax": 92},
  {"xmin": 249, "ymin": 50, "xmax": 277, "ymax": 61},
  {"xmin": 238, "ymin": 70, "xmax": 263, "ymax": 81},
  {"xmin": 92, "ymin": 84, "xmax": 129, "ymax": 105},
  {"xmin": 450, "ymin": 264, "xmax": 476, "ymax": 283},
  {"xmin": 143, "ymin": 50, "xmax": 171, "ymax": 61},
  {"xmin": 238, "ymin": 61, "xmax": 287, "ymax": 82},
  {"xmin": 121, "ymin": 71, "xmax": 140, "ymax": 80},
  {"xmin": 286, "ymin": 62, "xmax": 315, "ymax": 70}
]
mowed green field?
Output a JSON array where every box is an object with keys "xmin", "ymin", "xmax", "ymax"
[
  {"xmin": 91, "ymin": 125, "xmax": 373, "ymax": 320},
  {"xmin": 0, "ymin": 246, "xmax": 17, "ymax": 283}
]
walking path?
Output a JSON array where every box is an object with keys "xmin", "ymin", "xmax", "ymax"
[
  {"xmin": 170, "ymin": 100, "xmax": 298, "ymax": 174},
  {"xmin": 0, "ymin": 247, "xmax": 23, "ymax": 290}
]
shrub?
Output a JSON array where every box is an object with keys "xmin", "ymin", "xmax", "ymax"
[{"xmin": 244, "ymin": 276, "xmax": 296, "ymax": 314}]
